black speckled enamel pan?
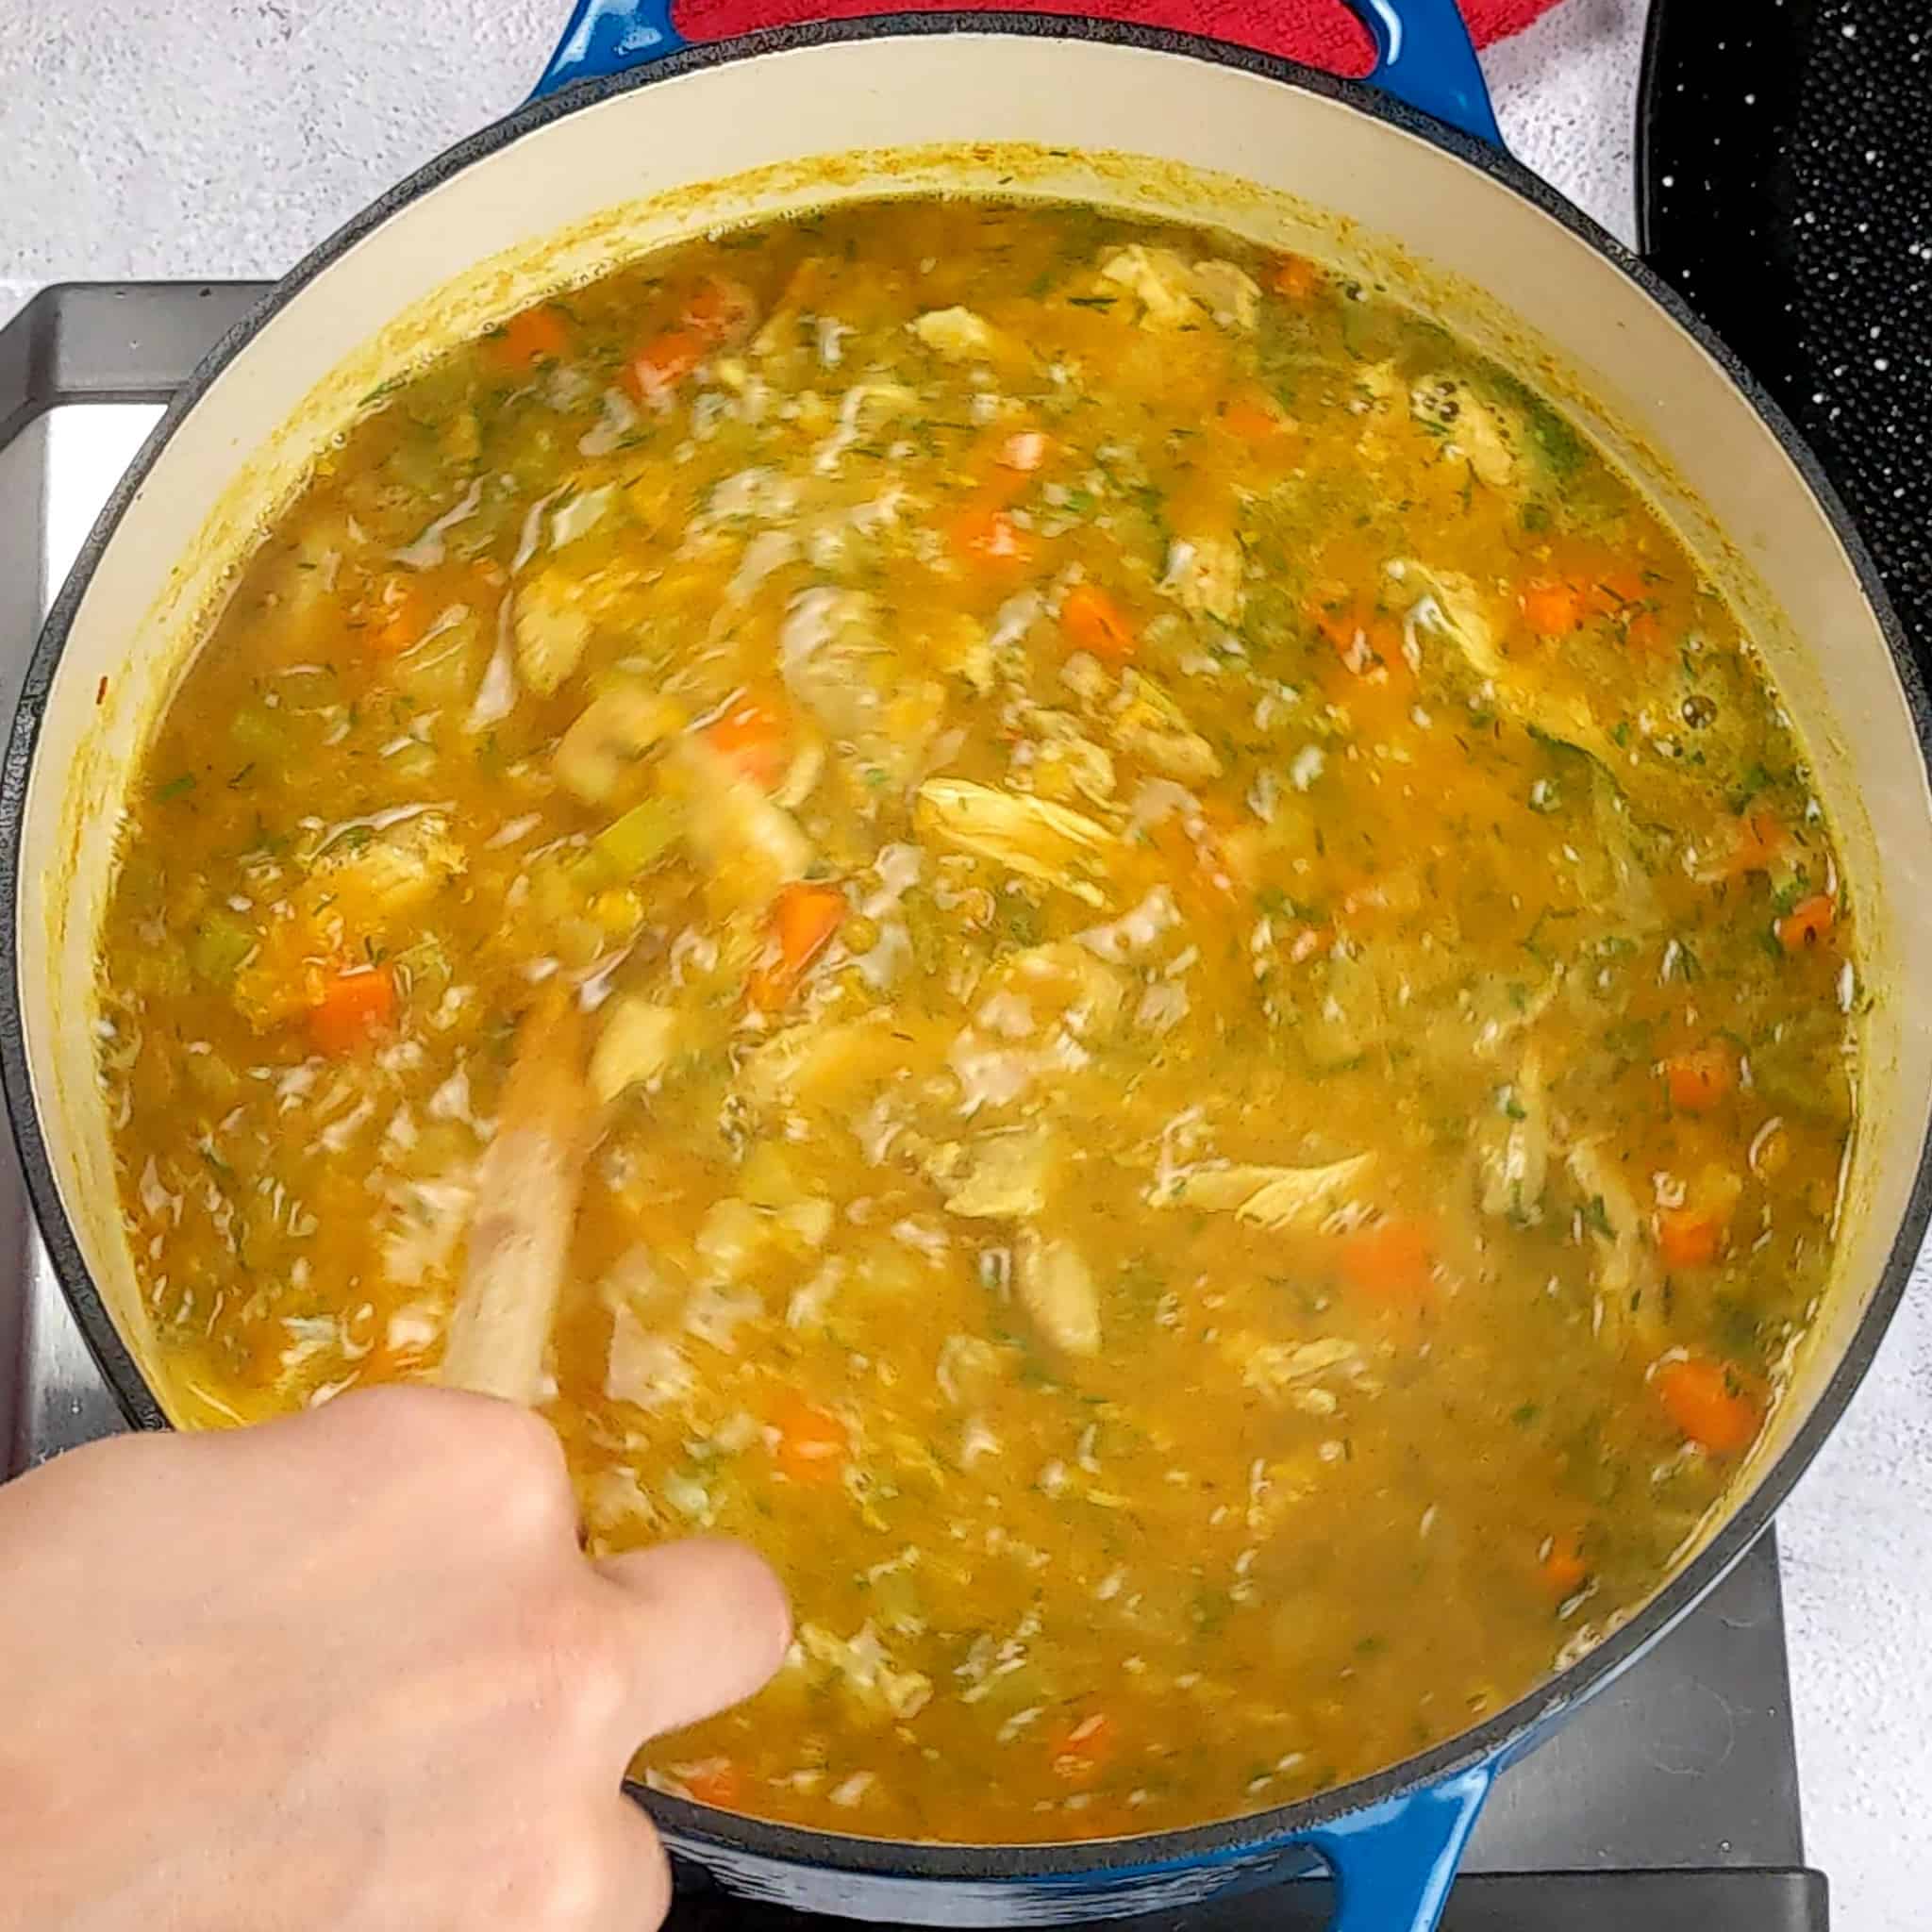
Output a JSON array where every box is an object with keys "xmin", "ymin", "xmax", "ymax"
[{"xmin": 5, "ymin": 5, "xmax": 1927, "ymax": 1926}]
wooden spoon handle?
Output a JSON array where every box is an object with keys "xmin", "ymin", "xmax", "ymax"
[{"xmin": 441, "ymin": 984, "xmax": 590, "ymax": 1406}]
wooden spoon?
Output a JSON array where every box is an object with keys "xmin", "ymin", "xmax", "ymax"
[{"xmin": 440, "ymin": 983, "xmax": 590, "ymax": 1405}]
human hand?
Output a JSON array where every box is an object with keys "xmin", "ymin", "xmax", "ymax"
[{"xmin": 0, "ymin": 1385, "xmax": 790, "ymax": 1931}]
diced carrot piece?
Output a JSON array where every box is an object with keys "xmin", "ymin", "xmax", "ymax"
[
  {"xmin": 774, "ymin": 881, "xmax": 845, "ymax": 972},
  {"xmin": 1271, "ymin": 254, "xmax": 1323, "ymax": 301},
  {"xmin": 1657, "ymin": 1207, "xmax": 1724, "ymax": 1271},
  {"xmin": 1220, "ymin": 391, "xmax": 1289, "ymax": 441},
  {"xmin": 1623, "ymin": 609, "xmax": 1663, "ymax": 653},
  {"xmin": 1049, "ymin": 1711, "xmax": 1117, "ymax": 1780},
  {"xmin": 1059, "ymin": 584, "xmax": 1137, "ymax": 664},
  {"xmin": 683, "ymin": 1760, "xmax": 742, "ymax": 1807},
  {"xmin": 1663, "ymin": 1045, "xmax": 1736, "ymax": 1114},
  {"xmin": 770, "ymin": 1395, "xmax": 849, "ymax": 1483},
  {"xmin": 1538, "ymin": 1533, "xmax": 1590, "ymax": 1598},
  {"xmin": 1589, "ymin": 570, "xmax": 1649, "ymax": 614},
  {"xmin": 1315, "ymin": 602, "xmax": 1404, "ymax": 679},
  {"xmin": 1726, "ymin": 810, "xmax": 1790, "ymax": 878},
  {"xmin": 1338, "ymin": 1220, "xmax": 1435, "ymax": 1307},
  {"xmin": 1520, "ymin": 579, "xmax": 1582, "ymax": 637},
  {"xmin": 705, "ymin": 694, "xmax": 790, "ymax": 791},
  {"xmin": 682, "ymin": 275, "xmax": 758, "ymax": 343},
  {"xmin": 948, "ymin": 507, "xmax": 1038, "ymax": 569},
  {"xmin": 308, "ymin": 965, "xmax": 396, "ymax": 1055},
  {"xmin": 1656, "ymin": 1355, "xmax": 1762, "ymax": 1457},
  {"xmin": 491, "ymin": 303, "xmax": 570, "ymax": 370},
  {"xmin": 625, "ymin": 328, "xmax": 707, "ymax": 403},
  {"xmin": 747, "ymin": 881, "xmax": 846, "ymax": 1010},
  {"xmin": 997, "ymin": 429, "xmax": 1051, "ymax": 474},
  {"xmin": 1777, "ymin": 892, "xmax": 1838, "ymax": 954},
  {"xmin": 368, "ymin": 576, "xmax": 425, "ymax": 656}
]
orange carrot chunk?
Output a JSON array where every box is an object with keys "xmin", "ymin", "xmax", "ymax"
[
  {"xmin": 683, "ymin": 1760, "xmax": 742, "ymax": 1807},
  {"xmin": 1656, "ymin": 1356, "xmax": 1762, "ymax": 1457},
  {"xmin": 1339, "ymin": 1220, "xmax": 1435, "ymax": 1307},
  {"xmin": 1726, "ymin": 810, "xmax": 1790, "ymax": 878},
  {"xmin": 1538, "ymin": 1534, "xmax": 1590, "ymax": 1598},
  {"xmin": 770, "ymin": 1395, "xmax": 849, "ymax": 1483},
  {"xmin": 369, "ymin": 576, "xmax": 425, "ymax": 657},
  {"xmin": 1776, "ymin": 892, "xmax": 1838, "ymax": 954},
  {"xmin": 1270, "ymin": 254, "xmax": 1323, "ymax": 301},
  {"xmin": 1520, "ymin": 579, "xmax": 1582, "ymax": 637},
  {"xmin": 705, "ymin": 695, "xmax": 790, "ymax": 791},
  {"xmin": 1049, "ymin": 1711, "xmax": 1117, "ymax": 1780},
  {"xmin": 774, "ymin": 881, "xmax": 845, "ymax": 968},
  {"xmin": 1059, "ymin": 585, "xmax": 1137, "ymax": 664},
  {"xmin": 747, "ymin": 881, "xmax": 846, "ymax": 1010},
  {"xmin": 309, "ymin": 965, "xmax": 397, "ymax": 1056},
  {"xmin": 1663, "ymin": 1045, "xmax": 1736, "ymax": 1114},
  {"xmin": 491, "ymin": 303, "xmax": 570, "ymax": 369},
  {"xmin": 1657, "ymin": 1207, "xmax": 1724, "ymax": 1271},
  {"xmin": 948, "ymin": 507, "xmax": 1037, "ymax": 568},
  {"xmin": 681, "ymin": 275, "xmax": 757, "ymax": 341},
  {"xmin": 1623, "ymin": 609, "xmax": 1663, "ymax": 653},
  {"xmin": 1220, "ymin": 391, "xmax": 1289, "ymax": 441},
  {"xmin": 1589, "ymin": 570, "xmax": 1649, "ymax": 614},
  {"xmin": 626, "ymin": 328, "xmax": 707, "ymax": 403}
]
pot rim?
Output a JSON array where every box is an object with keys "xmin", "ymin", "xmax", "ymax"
[{"xmin": 4, "ymin": 9, "xmax": 1927, "ymax": 1880}]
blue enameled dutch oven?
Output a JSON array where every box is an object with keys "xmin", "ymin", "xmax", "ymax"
[{"xmin": 6, "ymin": 2, "xmax": 1930, "ymax": 1927}]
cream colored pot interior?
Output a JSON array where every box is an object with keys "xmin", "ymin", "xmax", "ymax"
[{"xmin": 25, "ymin": 36, "xmax": 1932, "ymax": 1527}]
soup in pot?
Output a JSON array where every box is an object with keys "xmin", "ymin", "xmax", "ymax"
[{"xmin": 94, "ymin": 199, "xmax": 1858, "ymax": 1840}]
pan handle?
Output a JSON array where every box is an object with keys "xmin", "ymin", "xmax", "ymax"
[
  {"xmin": 526, "ymin": 1, "xmax": 1503, "ymax": 146},
  {"xmin": 1301, "ymin": 1761, "xmax": 1495, "ymax": 1932}
]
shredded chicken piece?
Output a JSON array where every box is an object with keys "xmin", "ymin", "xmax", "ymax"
[
  {"xmin": 1112, "ymin": 673, "xmax": 1224, "ymax": 781},
  {"xmin": 1241, "ymin": 1337, "xmax": 1359, "ymax": 1397},
  {"xmin": 1160, "ymin": 534, "xmax": 1246, "ymax": 625},
  {"xmin": 910, "ymin": 307, "xmax": 1000, "ymax": 361},
  {"xmin": 1566, "ymin": 1139, "xmax": 1663, "ymax": 1357},
  {"xmin": 1152, "ymin": 1155, "xmax": 1375, "ymax": 1230},
  {"xmin": 1015, "ymin": 1229, "xmax": 1101, "ymax": 1357},
  {"xmin": 512, "ymin": 569, "xmax": 594, "ymax": 697},
  {"xmin": 606, "ymin": 1307, "xmax": 694, "ymax": 1412},
  {"xmin": 929, "ymin": 1125, "xmax": 1060, "ymax": 1220},
  {"xmin": 1478, "ymin": 1048, "xmax": 1550, "ymax": 1224},
  {"xmin": 1394, "ymin": 560, "xmax": 1620, "ymax": 769},
  {"xmin": 914, "ymin": 778, "xmax": 1117, "ymax": 907},
  {"xmin": 1098, "ymin": 247, "xmax": 1261, "ymax": 331},
  {"xmin": 995, "ymin": 941, "xmax": 1124, "ymax": 1036},
  {"xmin": 799, "ymin": 1622, "xmax": 934, "ymax": 1722}
]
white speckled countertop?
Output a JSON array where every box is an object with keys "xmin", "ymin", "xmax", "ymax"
[{"xmin": 3, "ymin": 2, "xmax": 1929, "ymax": 1924}]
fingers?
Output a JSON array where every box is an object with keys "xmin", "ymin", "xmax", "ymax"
[{"xmin": 591, "ymin": 1538, "xmax": 791, "ymax": 1740}]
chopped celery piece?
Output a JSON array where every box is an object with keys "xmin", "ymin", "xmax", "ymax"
[
  {"xmin": 190, "ymin": 908, "xmax": 257, "ymax": 986},
  {"xmin": 586, "ymin": 797, "xmax": 682, "ymax": 882}
]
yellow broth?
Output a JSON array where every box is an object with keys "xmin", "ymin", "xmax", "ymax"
[{"xmin": 95, "ymin": 200, "xmax": 1858, "ymax": 1841}]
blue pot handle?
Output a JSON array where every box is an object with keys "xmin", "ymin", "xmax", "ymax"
[
  {"xmin": 1302, "ymin": 1762, "xmax": 1495, "ymax": 1932},
  {"xmin": 528, "ymin": 0, "xmax": 1503, "ymax": 148}
]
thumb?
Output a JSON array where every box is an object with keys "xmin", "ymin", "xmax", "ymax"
[{"xmin": 593, "ymin": 1538, "xmax": 792, "ymax": 1740}]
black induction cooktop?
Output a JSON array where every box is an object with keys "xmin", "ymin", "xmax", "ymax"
[{"xmin": 1641, "ymin": 0, "xmax": 1932, "ymax": 658}]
